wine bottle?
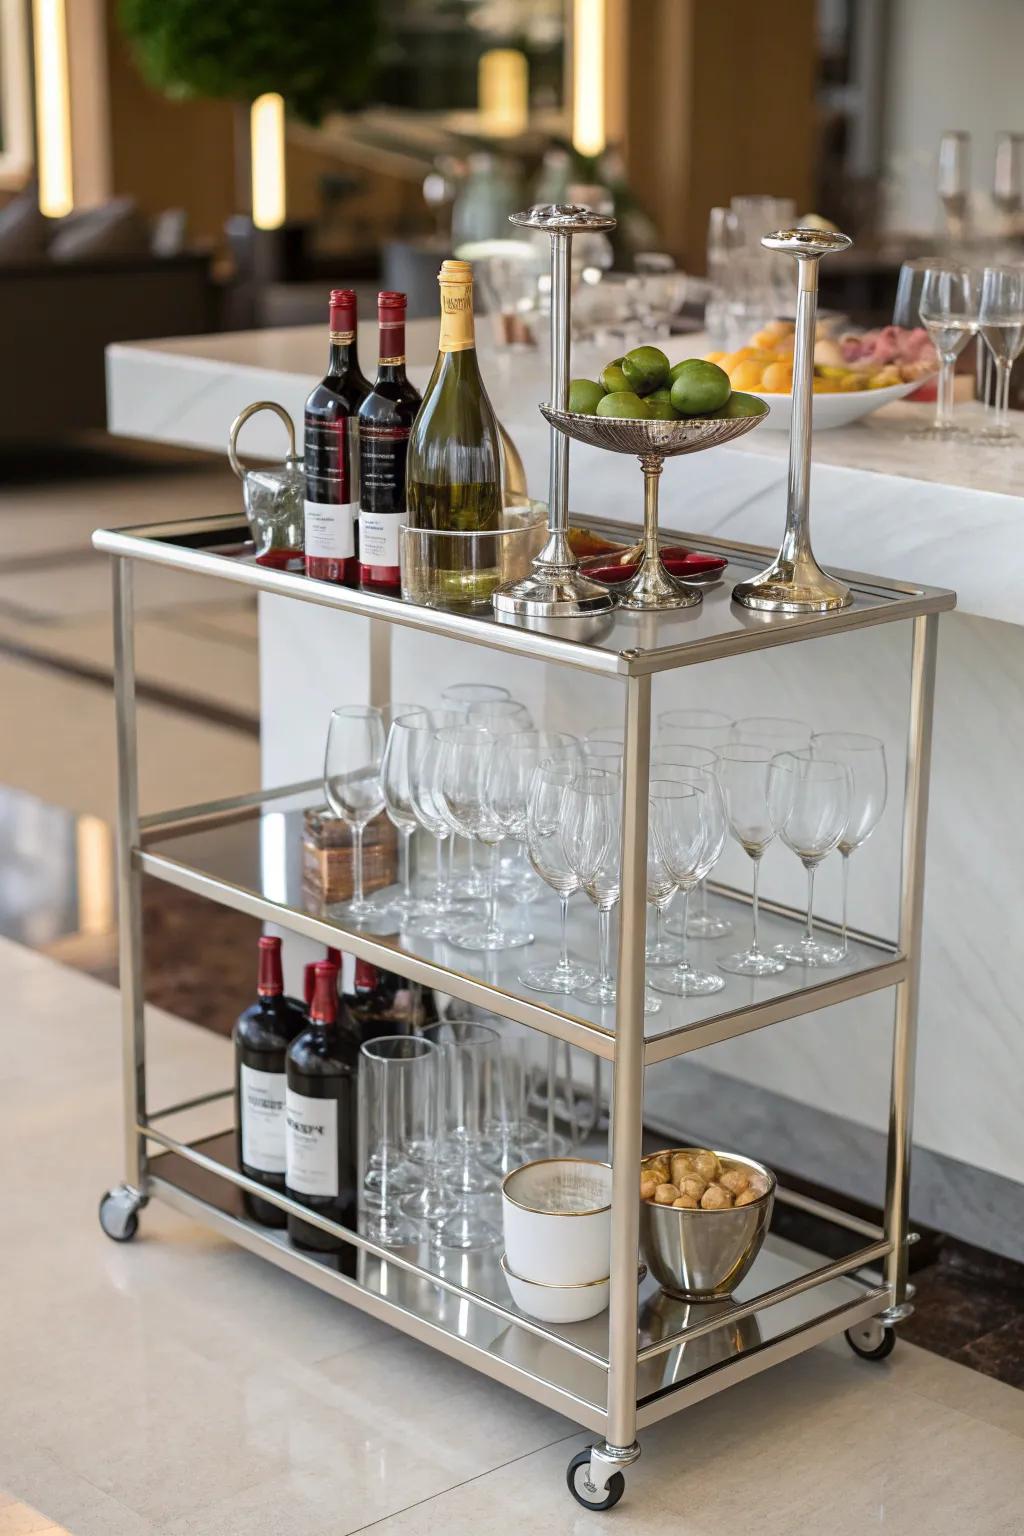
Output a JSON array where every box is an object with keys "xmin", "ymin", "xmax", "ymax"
[
  {"xmin": 357, "ymin": 292, "xmax": 422, "ymax": 593},
  {"xmin": 285, "ymin": 961, "xmax": 359, "ymax": 1267},
  {"xmin": 304, "ymin": 289, "xmax": 371, "ymax": 586},
  {"xmin": 407, "ymin": 259, "xmax": 503, "ymax": 535},
  {"xmin": 233, "ymin": 935, "xmax": 304, "ymax": 1228}
]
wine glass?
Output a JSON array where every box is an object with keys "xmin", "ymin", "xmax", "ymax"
[
  {"xmin": 767, "ymin": 750, "xmax": 851, "ymax": 967},
  {"xmin": 811, "ymin": 732, "xmax": 888, "ymax": 963},
  {"xmin": 433, "ymin": 724, "xmax": 530, "ymax": 951},
  {"xmin": 716, "ymin": 744, "xmax": 787, "ymax": 978},
  {"xmin": 324, "ymin": 705, "xmax": 386, "ymax": 924},
  {"xmin": 490, "ymin": 729, "xmax": 580, "ymax": 901},
  {"xmin": 406, "ymin": 708, "xmax": 462, "ymax": 939},
  {"xmin": 439, "ymin": 684, "xmax": 513, "ymax": 897},
  {"xmin": 653, "ymin": 742, "xmax": 731, "ymax": 941},
  {"xmin": 380, "ymin": 707, "xmax": 427, "ymax": 921},
  {"xmin": 466, "ymin": 698, "xmax": 533, "ymax": 732},
  {"xmin": 583, "ymin": 738, "xmax": 624, "ymax": 772},
  {"xmin": 731, "ymin": 716, "xmax": 811, "ymax": 753},
  {"xmin": 561, "ymin": 770, "xmax": 661, "ymax": 1014},
  {"xmin": 976, "ymin": 265, "xmax": 1024, "ymax": 443},
  {"xmin": 658, "ymin": 708, "xmax": 732, "ymax": 747},
  {"xmin": 646, "ymin": 797, "xmax": 682, "ymax": 968},
  {"xmin": 917, "ymin": 264, "xmax": 978, "ymax": 439},
  {"xmin": 648, "ymin": 777, "xmax": 727, "ymax": 998},
  {"xmin": 521, "ymin": 759, "xmax": 594, "ymax": 994}
]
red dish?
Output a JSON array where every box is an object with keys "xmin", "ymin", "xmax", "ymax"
[{"xmin": 582, "ymin": 549, "xmax": 728, "ymax": 585}]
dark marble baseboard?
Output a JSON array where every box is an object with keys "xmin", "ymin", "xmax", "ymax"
[{"xmin": 644, "ymin": 1059, "xmax": 1024, "ymax": 1266}]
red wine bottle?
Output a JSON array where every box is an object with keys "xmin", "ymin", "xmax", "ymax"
[
  {"xmin": 339, "ymin": 952, "xmax": 436, "ymax": 1041},
  {"xmin": 234, "ymin": 935, "xmax": 305, "ymax": 1228},
  {"xmin": 304, "ymin": 289, "xmax": 371, "ymax": 586},
  {"xmin": 285, "ymin": 961, "xmax": 359, "ymax": 1268},
  {"xmin": 357, "ymin": 292, "xmax": 422, "ymax": 593}
]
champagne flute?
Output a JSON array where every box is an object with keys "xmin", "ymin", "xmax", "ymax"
[
  {"xmin": 917, "ymin": 264, "xmax": 979, "ymax": 439},
  {"xmin": 811, "ymin": 731, "xmax": 888, "ymax": 963},
  {"xmin": 648, "ymin": 777, "xmax": 727, "ymax": 998},
  {"xmin": 716, "ymin": 744, "xmax": 787, "ymax": 978},
  {"xmin": 976, "ymin": 265, "xmax": 1024, "ymax": 443},
  {"xmin": 521, "ymin": 759, "xmax": 594, "ymax": 993},
  {"xmin": 323, "ymin": 705, "xmax": 386, "ymax": 924},
  {"xmin": 767, "ymin": 750, "xmax": 851, "ymax": 967}
]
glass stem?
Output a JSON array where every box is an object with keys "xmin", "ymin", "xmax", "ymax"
[
  {"xmin": 840, "ymin": 851, "xmax": 850, "ymax": 957},
  {"xmin": 804, "ymin": 861, "xmax": 817, "ymax": 944},
  {"xmin": 400, "ymin": 828, "xmax": 412, "ymax": 901},
  {"xmin": 598, "ymin": 907, "xmax": 612, "ymax": 987},
  {"xmin": 558, "ymin": 893, "xmax": 570, "ymax": 973},
  {"xmin": 678, "ymin": 888, "xmax": 691, "ymax": 974},
  {"xmin": 936, "ymin": 354, "xmax": 955, "ymax": 429},
  {"xmin": 656, "ymin": 905, "xmax": 665, "ymax": 950},
  {"xmin": 435, "ymin": 835, "xmax": 445, "ymax": 896},
  {"xmin": 751, "ymin": 855, "xmax": 762, "ymax": 954},
  {"xmin": 996, "ymin": 357, "xmax": 1012, "ymax": 433},
  {"xmin": 352, "ymin": 824, "xmax": 365, "ymax": 908},
  {"xmin": 487, "ymin": 848, "xmax": 499, "ymax": 939},
  {"xmin": 697, "ymin": 878, "xmax": 709, "ymax": 923}
]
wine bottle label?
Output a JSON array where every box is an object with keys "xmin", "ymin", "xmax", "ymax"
[
  {"xmin": 359, "ymin": 424, "xmax": 410, "ymax": 567},
  {"xmin": 240, "ymin": 1065, "xmax": 287, "ymax": 1174},
  {"xmin": 304, "ymin": 499, "xmax": 356, "ymax": 559},
  {"xmin": 439, "ymin": 285, "xmax": 475, "ymax": 353},
  {"xmin": 285, "ymin": 1088, "xmax": 339, "ymax": 1197},
  {"xmin": 358, "ymin": 510, "xmax": 401, "ymax": 568},
  {"xmin": 304, "ymin": 415, "xmax": 358, "ymax": 506}
]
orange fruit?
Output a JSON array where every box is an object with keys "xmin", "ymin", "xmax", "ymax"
[
  {"xmin": 704, "ymin": 350, "xmax": 727, "ymax": 364},
  {"xmin": 761, "ymin": 360, "xmax": 793, "ymax": 393},
  {"xmin": 729, "ymin": 359, "xmax": 766, "ymax": 390}
]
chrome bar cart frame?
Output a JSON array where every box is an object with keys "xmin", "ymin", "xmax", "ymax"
[{"xmin": 93, "ymin": 510, "xmax": 952, "ymax": 1509}]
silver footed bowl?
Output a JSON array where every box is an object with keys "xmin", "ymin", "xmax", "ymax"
[{"xmin": 540, "ymin": 401, "xmax": 769, "ymax": 456}]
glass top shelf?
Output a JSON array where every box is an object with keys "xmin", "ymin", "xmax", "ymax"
[
  {"xmin": 141, "ymin": 788, "xmax": 904, "ymax": 1064},
  {"xmin": 94, "ymin": 513, "xmax": 954, "ymax": 680}
]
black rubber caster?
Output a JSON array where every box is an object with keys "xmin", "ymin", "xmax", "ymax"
[
  {"xmin": 98, "ymin": 1186, "xmax": 146, "ymax": 1242},
  {"xmin": 845, "ymin": 1320, "xmax": 896, "ymax": 1360},
  {"xmin": 567, "ymin": 1448, "xmax": 626, "ymax": 1511}
]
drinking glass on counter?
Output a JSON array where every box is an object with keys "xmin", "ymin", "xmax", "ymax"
[
  {"xmin": 324, "ymin": 705, "xmax": 386, "ymax": 924},
  {"xmin": 810, "ymin": 732, "xmax": 888, "ymax": 963},
  {"xmin": 522, "ymin": 759, "xmax": 594, "ymax": 994},
  {"xmin": 894, "ymin": 259, "xmax": 977, "ymax": 440},
  {"xmin": 648, "ymin": 778, "xmax": 727, "ymax": 998},
  {"xmin": 976, "ymin": 265, "xmax": 1024, "ymax": 442},
  {"xmin": 716, "ymin": 744, "xmax": 787, "ymax": 978},
  {"xmin": 767, "ymin": 750, "xmax": 851, "ymax": 967},
  {"xmin": 359, "ymin": 1034, "xmax": 436, "ymax": 1247}
]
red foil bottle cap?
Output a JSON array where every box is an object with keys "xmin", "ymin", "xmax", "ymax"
[
  {"xmin": 257, "ymin": 935, "xmax": 284, "ymax": 997},
  {"xmin": 329, "ymin": 288, "xmax": 357, "ymax": 326},
  {"xmin": 354, "ymin": 959, "xmax": 379, "ymax": 993},
  {"xmin": 377, "ymin": 291, "xmax": 406, "ymax": 312},
  {"xmin": 326, "ymin": 946, "xmax": 342, "ymax": 970},
  {"xmin": 302, "ymin": 961, "xmax": 318, "ymax": 1008},
  {"xmin": 310, "ymin": 962, "xmax": 338, "ymax": 1024}
]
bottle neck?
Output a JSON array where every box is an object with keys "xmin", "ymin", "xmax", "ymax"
[
  {"xmin": 328, "ymin": 334, "xmax": 360, "ymax": 377},
  {"xmin": 256, "ymin": 936, "xmax": 283, "ymax": 997},
  {"xmin": 376, "ymin": 310, "xmax": 407, "ymax": 382},
  {"xmin": 438, "ymin": 285, "xmax": 476, "ymax": 354},
  {"xmin": 310, "ymin": 964, "xmax": 338, "ymax": 1028}
]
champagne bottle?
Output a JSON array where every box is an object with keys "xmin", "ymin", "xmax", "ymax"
[{"xmin": 407, "ymin": 260, "xmax": 503, "ymax": 538}]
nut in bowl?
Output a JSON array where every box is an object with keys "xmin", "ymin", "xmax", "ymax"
[{"xmin": 639, "ymin": 1148, "xmax": 775, "ymax": 1301}]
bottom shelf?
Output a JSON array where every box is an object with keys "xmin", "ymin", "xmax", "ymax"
[{"xmin": 148, "ymin": 1134, "xmax": 891, "ymax": 1435}]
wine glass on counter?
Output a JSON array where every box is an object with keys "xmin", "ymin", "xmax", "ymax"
[
  {"xmin": 810, "ymin": 732, "xmax": 888, "ymax": 963},
  {"xmin": 522, "ymin": 759, "xmax": 594, "ymax": 994},
  {"xmin": 976, "ymin": 265, "xmax": 1024, "ymax": 443},
  {"xmin": 324, "ymin": 705, "xmax": 386, "ymax": 924},
  {"xmin": 716, "ymin": 744, "xmax": 787, "ymax": 978},
  {"xmin": 648, "ymin": 777, "xmax": 727, "ymax": 998},
  {"xmin": 894, "ymin": 260, "xmax": 977, "ymax": 440},
  {"xmin": 767, "ymin": 750, "xmax": 851, "ymax": 967}
]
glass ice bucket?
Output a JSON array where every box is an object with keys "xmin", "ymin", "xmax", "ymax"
[
  {"xmin": 228, "ymin": 400, "xmax": 305, "ymax": 571},
  {"xmin": 400, "ymin": 505, "xmax": 547, "ymax": 613}
]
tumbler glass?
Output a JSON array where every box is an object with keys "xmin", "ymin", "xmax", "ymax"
[{"xmin": 359, "ymin": 1034, "xmax": 437, "ymax": 1247}]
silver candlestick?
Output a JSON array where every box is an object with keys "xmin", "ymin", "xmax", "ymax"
[
  {"xmin": 492, "ymin": 204, "xmax": 615, "ymax": 620},
  {"xmin": 733, "ymin": 228, "xmax": 854, "ymax": 615}
]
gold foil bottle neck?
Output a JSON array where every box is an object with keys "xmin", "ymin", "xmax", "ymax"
[{"xmin": 438, "ymin": 259, "xmax": 475, "ymax": 352}]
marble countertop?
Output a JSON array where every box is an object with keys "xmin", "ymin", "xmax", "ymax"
[{"xmin": 107, "ymin": 319, "xmax": 1024, "ymax": 624}]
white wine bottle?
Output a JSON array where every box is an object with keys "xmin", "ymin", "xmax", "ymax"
[{"xmin": 407, "ymin": 260, "xmax": 503, "ymax": 549}]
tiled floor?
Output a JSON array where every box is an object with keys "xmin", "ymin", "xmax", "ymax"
[{"xmin": 3, "ymin": 938, "xmax": 1024, "ymax": 1536}]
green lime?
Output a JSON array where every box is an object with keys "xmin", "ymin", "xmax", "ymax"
[
  {"xmin": 568, "ymin": 378, "xmax": 606, "ymax": 415},
  {"xmin": 668, "ymin": 359, "xmax": 731, "ymax": 416},
  {"xmin": 621, "ymin": 345, "xmax": 669, "ymax": 394},
  {"xmin": 706, "ymin": 391, "xmax": 767, "ymax": 419},
  {"xmin": 600, "ymin": 358, "xmax": 630, "ymax": 393},
  {"xmin": 596, "ymin": 391, "xmax": 651, "ymax": 419},
  {"xmin": 644, "ymin": 388, "xmax": 680, "ymax": 420}
]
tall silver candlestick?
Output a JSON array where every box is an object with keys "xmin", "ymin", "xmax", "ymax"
[
  {"xmin": 492, "ymin": 204, "xmax": 615, "ymax": 620},
  {"xmin": 733, "ymin": 228, "xmax": 854, "ymax": 614}
]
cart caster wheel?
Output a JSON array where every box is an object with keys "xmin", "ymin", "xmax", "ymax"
[
  {"xmin": 98, "ymin": 1185, "xmax": 146, "ymax": 1243},
  {"xmin": 567, "ymin": 1449, "xmax": 626, "ymax": 1511},
  {"xmin": 845, "ymin": 1320, "xmax": 896, "ymax": 1360}
]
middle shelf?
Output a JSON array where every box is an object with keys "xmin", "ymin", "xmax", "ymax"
[{"xmin": 140, "ymin": 784, "xmax": 906, "ymax": 1065}]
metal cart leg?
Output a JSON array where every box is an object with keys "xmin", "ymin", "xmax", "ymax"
[
  {"xmin": 880, "ymin": 613, "xmax": 938, "ymax": 1323},
  {"xmin": 575, "ymin": 672, "xmax": 649, "ymax": 1506},
  {"xmin": 99, "ymin": 557, "xmax": 148, "ymax": 1240}
]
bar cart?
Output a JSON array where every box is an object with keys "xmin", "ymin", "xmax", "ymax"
[{"xmin": 93, "ymin": 502, "xmax": 953, "ymax": 1511}]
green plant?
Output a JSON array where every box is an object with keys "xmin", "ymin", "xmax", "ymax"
[{"xmin": 119, "ymin": 0, "xmax": 382, "ymax": 122}]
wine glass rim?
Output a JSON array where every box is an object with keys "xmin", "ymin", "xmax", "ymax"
[
  {"xmin": 434, "ymin": 723, "xmax": 492, "ymax": 744},
  {"xmin": 715, "ymin": 741, "xmax": 773, "ymax": 761},
  {"xmin": 658, "ymin": 707, "xmax": 732, "ymax": 727},
  {"xmin": 391, "ymin": 708, "xmax": 434, "ymax": 732},
  {"xmin": 731, "ymin": 715, "xmax": 811, "ymax": 735},
  {"xmin": 569, "ymin": 767, "xmax": 620, "ymax": 792},
  {"xmin": 651, "ymin": 744, "xmax": 718, "ymax": 765},
  {"xmin": 441, "ymin": 683, "xmax": 511, "ymax": 703},
  {"xmin": 810, "ymin": 730, "xmax": 884, "ymax": 750},
  {"xmin": 421, "ymin": 1020, "xmax": 500, "ymax": 1045},
  {"xmin": 329, "ymin": 704, "xmax": 382, "ymax": 720},
  {"xmin": 360, "ymin": 1034, "xmax": 437, "ymax": 1060},
  {"xmin": 650, "ymin": 777, "xmax": 701, "ymax": 798},
  {"xmin": 770, "ymin": 749, "xmax": 848, "ymax": 777}
]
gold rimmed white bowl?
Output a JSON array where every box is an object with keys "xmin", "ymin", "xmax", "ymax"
[
  {"xmin": 501, "ymin": 1157, "xmax": 612, "ymax": 1286},
  {"xmin": 500, "ymin": 1254, "xmax": 610, "ymax": 1324}
]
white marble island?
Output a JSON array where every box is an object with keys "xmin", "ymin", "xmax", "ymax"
[{"xmin": 105, "ymin": 321, "xmax": 1024, "ymax": 1261}]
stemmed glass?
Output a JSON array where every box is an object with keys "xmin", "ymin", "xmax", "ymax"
[
  {"xmin": 767, "ymin": 751, "xmax": 851, "ymax": 967},
  {"xmin": 646, "ymin": 799, "xmax": 681, "ymax": 967},
  {"xmin": 914, "ymin": 264, "xmax": 978, "ymax": 440},
  {"xmin": 648, "ymin": 777, "xmax": 727, "ymax": 997},
  {"xmin": 976, "ymin": 265, "xmax": 1024, "ymax": 443},
  {"xmin": 561, "ymin": 770, "xmax": 661, "ymax": 1014},
  {"xmin": 440, "ymin": 683, "xmax": 512, "ymax": 898},
  {"xmin": 467, "ymin": 698, "xmax": 534, "ymax": 732},
  {"xmin": 433, "ymin": 724, "xmax": 531, "ymax": 951},
  {"xmin": 324, "ymin": 705, "xmax": 386, "ymax": 924},
  {"xmin": 521, "ymin": 759, "xmax": 594, "ymax": 994},
  {"xmin": 405, "ymin": 708, "xmax": 462, "ymax": 939},
  {"xmin": 654, "ymin": 743, "xmax": 729, "ymax": 942},
  {"xmin": 716, "ymin": 744, "xmax": 787, "ymax": 978},
  {"xmin": 583, "ymin": 739, "xmax": 623, "ymax": 772},
  {"xmin": 490, "ymin": 730, "xmax": 579, "ymax": 901},
  {"xmin": 731, "ymin": 716, "xmax": 811, "ymax": 753},
  {"xmin": 811, "ymin": 732, "xmax": 888, "ymax": 963},
  {"xmin": 380, "ymin": 708, "xmax": 427, "ymax": 921}
]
